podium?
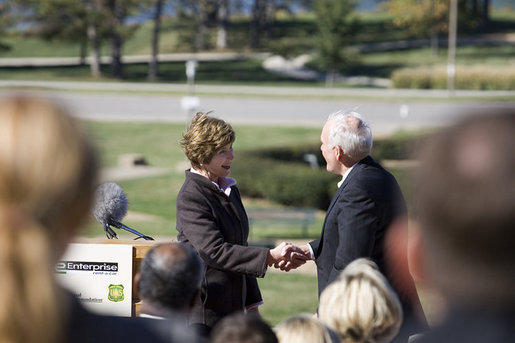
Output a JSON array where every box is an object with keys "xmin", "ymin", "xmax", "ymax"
[{"xmin": 56, "ymin": 238, "xmax": 164, "ymax": 317}]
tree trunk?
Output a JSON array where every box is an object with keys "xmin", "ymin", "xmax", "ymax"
[
  {"xmin": 482, "ymin": 0, "xmax": 490, "ymax": 28},
  {"xmin": 430, "ymin": 0, "xmax": 438, "ymax": 56},
  {"xmin": 87, "ymin": 23, "xmax": 102, "ymax": 78},
  {"xmin": 250, "ymin": 0, "xmax": 266, "ymax": 48},
  {"xmin": 430, "ymin": 29, "xmax": 439, "ymax": 56},
  {"xmin": 194, "ymin": 0, "xmax": 208, "ymax": 51},
  {"xmin": 148, "ymin": 0, "xmax": 164, "ymax": 80},
  {"xmin": 109, "ymin": 0, "xmax": 124, "ymax": 78},
  {"xmin": 216, "ymin": 0, "xmax": 228, "ymax": 50},
  {"xmin": 110, "ymin": 31, "xmax": 123, "ymax": 78},
  {"xmin": 86, "ymin": 0, "xmax": 102, "ymax": 78},
  {"xmin": 325, "ymin": 69, "xmax": 336, "ymax": 88},
  {"xmin": 79, "ymin": 38, "xmax": 87, "ymax": 65},
  {"xmin": 264, "ymin": 0, "xmax": 275, "ymax": 39}
]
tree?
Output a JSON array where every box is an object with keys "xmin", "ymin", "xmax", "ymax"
[
  {"xmin": 86, "ymin": 0, "xmax": 104, "ymax": 77},
  {"xmin": 10, "ymin": 0, "xmax": 91, "ymax": 62},
  {"xmin": 216, "ymin": 0, "xmax": 228, "ymax": 49},
  {"xmin": 250, "ymin": 0, "xmax": 276, "ymax": 49},
  {"xmin": 10, "ymin": 0, "xmax": 142, "ymax": 78},
  {"xmin": 0, "ymin": 2, "xmax": 13, "ymax": 52},
  {"xmin": 461, "ymin": 0, "xmax": 490, "ymax": 28},
  {"xmin": 106, "ymin": 0, "xmax": 124, "ymax": 78},
  {"xmin": 148, "ymin": 0, "xmax": 165, "ymax": 80},
  {"xmin": 9, "ymin": 0, "xmax": 105, "ymax": 75},
  {"xmin": 384, "ymin": 0, "xmax": 492, "ymax": 55},
  {"xmin": 384, "ymin": 0, "xmax": 449, "ymax": 55},
  {"xmin": 174, "ymin": 0, "xmax": 217, "ymax": 51},
  {"xmin": 102, "ymin": 0, "xmax": 144, "ymax": 78},
  {"xmin": 314, "ymin": 0, "xmax": 358, "ymax": 87}
]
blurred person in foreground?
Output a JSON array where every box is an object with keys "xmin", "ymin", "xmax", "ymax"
[
  {"xmin": 275, "ymin": 314, "xmax": 340, "ymax": 343},
  {"xmin": 318, "ymin": 258, "xmax": 402, "ymax": 343},
  {"xmin": 176, "ymin": 113, "xmax": 306, "ymax": 337},
  {"xmin": 0, "ymin": 95, "xmax": 191, "ymax": 343},
  {"xmin": 210, "ymin": 312, "xmax": 278, "ymax": 343},
  {"xmin": 136, "ymin": 242, "xmax": 203, "ymax": 320},
  {"xmin": 399, "ymin": 110, "xmax": 515, "ymax": 342},
  {"xmin": 278, "ymin": 110, "xmax": 427, "ymax": 341}
]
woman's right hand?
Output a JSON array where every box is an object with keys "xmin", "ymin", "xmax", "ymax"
[{"xmin": 267, "ymin": 242, "xmax": 309, "ymax": 271}]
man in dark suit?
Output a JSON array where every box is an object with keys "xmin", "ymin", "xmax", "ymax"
[{"xmin": 285, "ymin": 111, "xmax": 426, "ymax": 341}]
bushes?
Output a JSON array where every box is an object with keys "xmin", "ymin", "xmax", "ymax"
[
  {"xmin": 391, "ymin": 65, "xmax": 515, "ymax": 90},
  {"xmin": 371, "ymin": 135, "xmax": 422, "ymax": 160},
  {"xmin": 232, "ymin": 146, "xmax": 338, "ymax": 210},
  {"xmin": 232, "ymin": 138, "xmax": 419, "ymax": 210}
]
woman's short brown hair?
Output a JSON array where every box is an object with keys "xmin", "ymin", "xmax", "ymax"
[{"xmin": 180, "ymin": 112, "xmax": 235, "ymax": 169}]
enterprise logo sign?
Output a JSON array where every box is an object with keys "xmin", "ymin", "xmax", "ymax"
[{"xmin": 56, "ymin": 261, "xmax": 119, "ymax": 275}]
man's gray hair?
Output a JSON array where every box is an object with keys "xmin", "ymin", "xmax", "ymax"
[{"xmin": 327, "ymin": 109, "xmax": 372, "ymax": 161}]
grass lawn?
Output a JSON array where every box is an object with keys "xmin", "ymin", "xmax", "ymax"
[
  {"xmin": 258, "ymin": 272, "xmax": 319, "ymax": 327},
  {"xmin": 81, "ymin": 120, "xmax": 325, "ymax": 238}
]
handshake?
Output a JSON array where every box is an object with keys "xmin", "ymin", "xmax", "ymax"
[{"xmin": 266, "ymin": 242, "xmax": 312, "ymax": 272}]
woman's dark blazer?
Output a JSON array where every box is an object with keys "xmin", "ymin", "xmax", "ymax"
[{"xmin": 176, "ymin": 170, "xmax": 269, "ymax": 329}]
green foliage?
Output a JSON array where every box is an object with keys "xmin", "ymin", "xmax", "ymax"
[
  {"xmin": 314, "ymin": 0, "xmax": 359, "ymax": 74},
  {"xmin": 391, "ymin": 65, "xmax": 515, "ymax": 90},
  {"xmin": 232, "ymin": 134, "xmax": 423, "ymax": 210},
  {"xmin": 267, "ymin": 36, "xmax": 315, "ymax": 59},
  {"xmin": 2, "ymin": 8, "xmax": 515, "ymax": 85},
  {"xmin": 383, "ymin": 0, "xmax": 449, "ymax": 37},
  {"xmin": 0, "ymin": 2, "xmax": 13, "ymax": 51},
  {"xmin": 371, "ymin": 135, "xmax": 421, "ymax": 161},
  {"xmin": 232, "ymin": 146, "xmax": 339, "ymax": 210}
]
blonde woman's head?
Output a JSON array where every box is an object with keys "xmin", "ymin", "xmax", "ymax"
[
  {"xmin": 318, "ymin": 258, "xmax": 403, "ymax": 343},
  {"xmin": 275, "ymin": 314, "xmax": 340, "ymax": 343},
  {"xmin": 0, "ymin": 95, "xmax": 98, "ymax": 249},
  {"xmin": 0, "ymin": 95, "xmax": 98, "ymax": 343},
  {"xmin": 180, "ymin": 112, "xmax": 235, "ymax": 170}
]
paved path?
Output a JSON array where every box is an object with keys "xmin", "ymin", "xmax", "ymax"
[{"xmin": 2, "ymin": 80, "xmax": 514, "ymax": 136}]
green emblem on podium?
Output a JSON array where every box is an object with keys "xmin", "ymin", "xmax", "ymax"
[{"xmin": 108, "ymin": 284, "xmax": 124, "ymax": 302}]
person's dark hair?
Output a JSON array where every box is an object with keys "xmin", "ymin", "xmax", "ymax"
[
  {"xmin": 415, "ymin": 109, "xmax": 515, "ymax": 305},
  {"xmin": 210, "ymin": 313, "xmax": 278, "ymax": 343},
  {"xmin": 138, "ymin": 243, "xmax": 203, "ymax": 311}
]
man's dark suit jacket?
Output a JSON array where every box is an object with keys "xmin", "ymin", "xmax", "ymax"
[
  {"xmin": 309, "ymin": 156, "xmax": 406, "ymax": 293},
  {"xmin": 176, "ymin": 170, "xmax": 269, "ymax": 330},
  {"xmin": 309, "ymin": 156, "xmax": 426, "ymax": 340}
]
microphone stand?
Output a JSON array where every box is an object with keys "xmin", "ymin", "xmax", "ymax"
[{"xmin": 104, "ymin": 220, "xmax": 154, "ymax": 241}]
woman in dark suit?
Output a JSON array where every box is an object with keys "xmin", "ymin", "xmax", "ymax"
[{"xmin": 176, "ymin": 113, "xmax": 297, "ymax": 336}]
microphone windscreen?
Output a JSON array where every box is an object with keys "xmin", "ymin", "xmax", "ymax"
[{"xmin": 92, "ymin": 182, "xmax": 128, "ymax": 225}]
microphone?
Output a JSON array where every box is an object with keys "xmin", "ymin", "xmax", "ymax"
[{"xmin": 93, "ymin": 182, "xmax": 154, "ymax": 240}]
